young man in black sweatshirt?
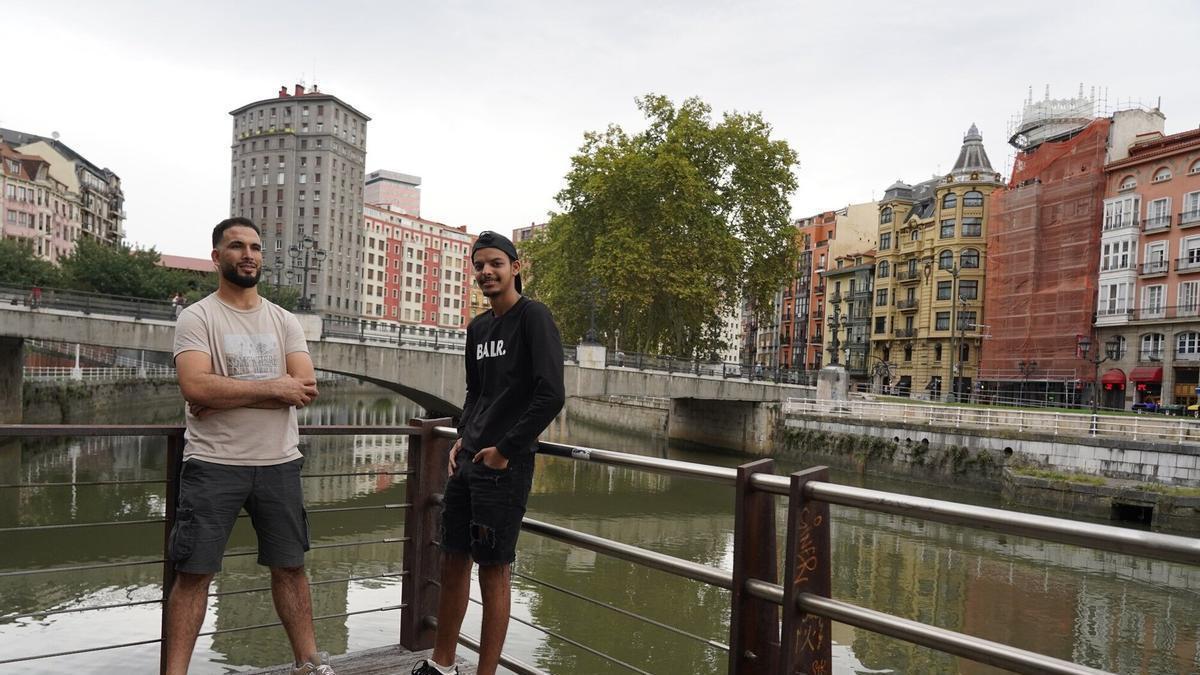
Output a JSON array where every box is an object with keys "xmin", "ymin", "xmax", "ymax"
[{"xmin": 414, "ymin": 231, "xmax": 565, "ymax": 675}]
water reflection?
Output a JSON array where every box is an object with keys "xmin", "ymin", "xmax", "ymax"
[{"xmin": 0, "ymin": 390, "xmax": 1197, "ymax": 674}]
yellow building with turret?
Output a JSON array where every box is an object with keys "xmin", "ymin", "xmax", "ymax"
[{"xmin": 870, "ymin": 125, "xmax": 1004, "ymax": 399}]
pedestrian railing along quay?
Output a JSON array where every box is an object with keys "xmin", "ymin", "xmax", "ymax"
[
  {"xmin": 5, "ymin": 422, "xmax": 1199, "ymax": 674},
  {"xmin": 0, "ymin": 284, "xmax": 177, "ymax": 321},
  {"xmin": 789, "ymin": 397, "xmax": 1200, "ymax": 445},
  {"xmin": 23, "ymin": 365, "xmax": 177, "ymax": 382},
  {"xmin": 321, "ymin": 317, "xmax": 467, "ymax": 351}
]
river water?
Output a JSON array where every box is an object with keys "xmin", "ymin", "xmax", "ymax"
[{"xmin": 0, "ymin": 389, "xmax": 1197, "ymax": 674}]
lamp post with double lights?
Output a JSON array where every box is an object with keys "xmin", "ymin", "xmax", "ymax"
[
  {"xmin": 288, "ymin": 236, "xmax": 326, "ymax": 312},
  {"xmin": 261, "ymin": 255, "xmax": 291, "ymax": 289},
  {"xmin": 1078, "ymin": 334, "xmax": 1122, "ymax": 419}
]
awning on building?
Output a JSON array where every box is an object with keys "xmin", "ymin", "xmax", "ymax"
[
  {"xmin": 1101, "ymin": 369, "xmax": 1127, "ymax": 385},
  {"xmin": 1128, "ymin": 366, "xmax": 1163, "ymax": 383}
]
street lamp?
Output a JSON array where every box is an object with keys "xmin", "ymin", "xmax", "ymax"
[
  {"xmin": 1078, "ymin": 334, "xmax": 1122, "ymax": 418},
  {"xmin": 288, "ymin": 236, "xmax": 327, "ymax": 312}
]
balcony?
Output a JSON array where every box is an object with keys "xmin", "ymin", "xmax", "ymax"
[
  {"xmin": 830, "ymin": 291, "xmax": 843, "ymax": 304},
  {"xmin": 1140, "ymin": 260, "xmax": 1169, "ymax": 277},
  {"xmin": 896, "ymin": 298, "xmax": 919, "ymax": 312},
  {"xmin": 814, "ymin": 284, "xmax": 826, "ymax": 294},
  {"xmin": 1142, "ymin": 215, "xmax": 1172, "ymax": 233},
  {"xmin": 894, "ymin": 328, "xmax": 917, "ymax": 338},
  {"xmin": 1177, "ymin": 257, "xmax": 1200, "ymax": 274},
  {"xmin": 1180, "ymin": 211, "xmax": 1200, "ymax": 229},
  {"xmin": 896, "ymin": 269, "xmax": 921, "ymax": 284},
  {"xmin": 1138, "ymin": 349, "xmax": 1164, "ymax": 363},
  {"xmin": 1102, "ymin": 216, "xmax": 1138, "ymax": 233},
  {"xmin": 1131, "ymin": 304, "xmax": 1200, "ymax": 321}
]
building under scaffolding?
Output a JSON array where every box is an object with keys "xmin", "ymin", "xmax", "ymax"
[{"xmin": 980, "ymin": 89, "xmax": 1165, "ymax": 406}]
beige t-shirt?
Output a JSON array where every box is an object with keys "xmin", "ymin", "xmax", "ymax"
[{"xmin": 172, "ymin": 293, "xmax": 309, "ymax": 465}]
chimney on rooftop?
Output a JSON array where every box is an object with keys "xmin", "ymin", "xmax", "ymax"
[
  {"xmin": 278, "ymin": 86, "xmax": 289, "ymax": 98},
  {"xmin": 295, "ymin": 84, "xmax": 306, "ymax": 96}
]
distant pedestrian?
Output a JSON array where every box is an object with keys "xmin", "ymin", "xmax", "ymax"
[
  {"xmin": 172, "ymin": 292, "xmax": 185, "ymax": 318},
  {"xmin": 414, "ymin": 231, "xmax": 565, "ymax": 675},
  {"xmin": 166, "ymin": 217, "xmax": 333, "ymax": 675},
  {"xmin": 28, "ymin": 285, "xmax": 41, "ymax": 310}
]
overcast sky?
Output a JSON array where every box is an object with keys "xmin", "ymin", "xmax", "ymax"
[{"xmin": 5, "ymin": 1, "xmax": 1199, "ymax": 257}]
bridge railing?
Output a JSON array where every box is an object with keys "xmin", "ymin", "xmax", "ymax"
[
  {"xmin": 788, "ymin": 397, "xmax": 1200, "ymax": 445},
  {"xmin": 321, "ymin": 317, "xmax": 467, "ymax": 350},
  {"xmin": 6, "ymin": 422, "xmax": 1196, "ymax": 673},
  {"xmin": 606, "ymin": 350, "xmax": 818, "ymax": 384},
  {"xmin": 0, "ymin": 284, "xmax": 177, "ymax": 321}
]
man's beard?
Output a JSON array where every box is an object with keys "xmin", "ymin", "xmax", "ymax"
[{"xmin": 221, "ymin": 261, "xmax": 261, "ymax": 288}]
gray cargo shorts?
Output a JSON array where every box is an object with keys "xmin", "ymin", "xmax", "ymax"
[{"xmin": 167, "ymin": 457, "xmax": 310, "ymax": 574}]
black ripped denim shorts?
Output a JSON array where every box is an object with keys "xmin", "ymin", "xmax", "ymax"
[{"xmin": 440, "ymin": 448, "xmax": 535, "ymax": 566}]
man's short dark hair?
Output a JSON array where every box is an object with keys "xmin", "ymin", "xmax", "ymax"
[{"xmin": 212, "ymin": 217, "xmax": 261, "ymax": 248}]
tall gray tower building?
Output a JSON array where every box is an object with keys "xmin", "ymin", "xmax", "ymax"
[{"xmin": 229, "ymin": 84, "xmax": 370, "ymax": 318}]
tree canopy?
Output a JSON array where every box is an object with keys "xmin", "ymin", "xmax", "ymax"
[{"xmin": 523, "ymin": 94, "xmax": 799, "ymax": 359}]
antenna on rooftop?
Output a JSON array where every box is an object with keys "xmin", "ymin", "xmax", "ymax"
[{"xmin": 51, "ymin": 131, "xmax": 60, "ymax": 140}]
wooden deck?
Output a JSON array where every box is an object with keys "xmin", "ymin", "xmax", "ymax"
[{"xmin": 242, "ymin": 646, "xmax": 476, "ymax": 674}]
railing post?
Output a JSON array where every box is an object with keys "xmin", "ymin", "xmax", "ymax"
[
  {"xmin": 400, "ymin": 417, "xmax": 453, "ymax": 651},
  {"xmin": 781, "ymin": 466, "xmax": 832, "ymax": 675},
  {"xmin": 159, "ymin": 431, "xmax": 185, "ymax": 675},
  {"xmin": 729, "ymin": 459, "xmax": 779, "ymax": 675}
]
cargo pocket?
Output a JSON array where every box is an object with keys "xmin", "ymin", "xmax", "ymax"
[{"xmin": 168, "ymin": 508, "xmax": 195, "ymax": 561}]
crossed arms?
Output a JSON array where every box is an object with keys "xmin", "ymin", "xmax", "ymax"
[{"xmin": 176, "ymin": 350, "xmax": 318, "ymax": 418}]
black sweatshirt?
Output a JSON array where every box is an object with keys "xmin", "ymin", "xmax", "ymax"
[{"xmin": 458, "ymin": 296, "xmax": 566, "ymax": 460}]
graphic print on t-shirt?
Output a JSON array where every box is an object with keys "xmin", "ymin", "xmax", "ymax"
[{"xmin": 223, "ymin": 334, "xmax": 280, "ymax": 380}]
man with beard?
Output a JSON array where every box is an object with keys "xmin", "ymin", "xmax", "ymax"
[
  {"xmin": 166, "ymin": 217, "xmax": 334, "ymax": 674},
  {"xmin": 413, "ymin": 231, "xmax": 565, "ymax": 675}
]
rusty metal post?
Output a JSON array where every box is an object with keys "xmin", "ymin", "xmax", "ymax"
[
  {"xmin": 159, "ymin": 431, "xmax": 184, "ymax": 675},
  {"xmin": 780, "ymin": 466, "xmax": 832, "ymax": 674},
  {"xmin": 728, "ymin": 458, "xmax": 779, "ymax": 674},
  {"xmin": 400, "ymin": 417, "xmax": 453, "ymax": 651}
]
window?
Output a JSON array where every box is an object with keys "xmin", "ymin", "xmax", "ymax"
[
  {"xmin": 876, "ymin": 289, "xmax": 889, "ymax": 306},
  {"xmin": 298, "ymin": 173, "xmax": 307, "ymax": 184},
  {"xmin": 877, "ymin": 260, "xmax": 890, "ymax": 277},
  {"xmin": 879, "ymin": 232, "xmax": 892, "ymax": 250},
  {"xmin": 1101, "ymin": 240, "xmax": 1133, "ymax": 271},
  {"xmin": 276, "ymin": 172, "xmax": 285, "ymax": 185},
  {"xmin": 963, "ymin": 191, "xmax": 984, "ymax": 207},
  {"xmin": 960, "ymin": 249, "xmax": 980, "ymax": 268},
  {"xmin": 938, "ymin": 250, "xmax": 954, "ymax": 269},
  {"xmin": 1146, "ymin": 198, "xmax": 1171, "ymax": 228},
  {"xmin": 1142, "ymin": 285, "xmax": 1165, "ymax": 318},
  {"xmin": 1104, "ymin": 196, "xmax": 1141, "ymax": 230},
  {"xmin": 880, "ymin": 207, "xmax": 893, "ymax": 224},
  {"xmin": 1184, "ymin": 191, "xmax": 1200, "ymax": 224},
  {"xmin": 937, "ymin": 281, "xmax": 952, "ymax": 300},
  {"xmin": 910, "ymin": 229, "xmax": 920, "ymax": 242},
  {"xmin": 1144, "ymin": 241, "xmax": 1168, "ymax": 274},
  {"xmin": 1141, "ymin": 333, "xmax": 1164, "ymax": 360},
  {"xmin": 957, "ymin": 311, "xmax": 977, "ymax": 331},
  {"xmin": 959, "ymin": 280, "xmax": 979, "ymax": 300},
  {"xmin": 935, "ymin": 312, "xmax": 950, "ymax": 330},
  {"xmin": 1098, "ymin": 281, "xmax": 1133, "ymax": 316},
  {"xmin": 1178, "ymin": 332, "xmax": 1200, "ymax": 356},
  {"xmin": 961, "ymin": 218, "xmax": 982, "ymax": 237},
  {"xmin": 1180, "ymin": 282, "xmax": 1200, "ymax": 317},
  {"xmin": 942, "ymin": 193, "xmax": 957, "ymax": 209},
  {"xmin": 940, "ymin": 219, "xmax": 955, "ymax": 238},
  {"xmin": 934, "ymin": 343, "xmax": 943, "ymax": 361},
  {"xmin": 1153, "ymin": 167, "xmax": 1172, "ymax": 183},
  {"xmin": 1119, "ymin": 175, "xmax": 1137, "ymax": 191}
]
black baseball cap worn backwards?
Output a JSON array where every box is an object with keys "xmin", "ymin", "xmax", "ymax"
[
  {"xmin": 472, "ymin": 231, "xmax": 522, "ymax": 294},
  {"xmin": 472, "ymin": 231, "xmax": 519, "ymax": 261}
]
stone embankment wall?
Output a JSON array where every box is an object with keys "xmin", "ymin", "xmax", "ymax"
[{"xmin": 565, "ymin": 396, "xmax": 668, "ymax": 435}]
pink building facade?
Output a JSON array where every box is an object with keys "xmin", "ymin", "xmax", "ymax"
[
  {"xmin": 1095, "ymin": 128, "xmax": 1200, "ymax": 407},
  {"xmin": 1, "ymin": 143, "xmax": 81, "ymax": 261}
]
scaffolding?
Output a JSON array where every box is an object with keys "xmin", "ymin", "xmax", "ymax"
[{"xmin": 981, "ymin": 118, "xmax": 1113, "ymax": 401}]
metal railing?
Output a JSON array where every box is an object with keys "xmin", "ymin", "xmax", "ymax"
[
  {"xmin": 1179, "ymin": 210, "xmax": 1200, "ymax": 227},
  {"xmin": 420, "ymin": 425, "xmax": 1195, "ymax": 674},
  {"xmin": 605, "ymin": 350, "xmax": 817, "ymax": 384},
  {"xmin": 321, "ymin": 318, "xmax": 466, "ymax": 350},
  {"xmin": 786, "ymin": 397, "xmax": 1200, "ymax": 445},
  {"xmin": 0, "ymin": 284, "xmax": 177, "ymax": 320},
  {"xmin": 7, "ymin": 421, "xmax": 1198, "ymax": 673},
  {"xmin": 1142, "ymin": 215, "xmax": 1172, "ymax": 232},
  {"xmin": 23, "ymin": 365, "xmax": 177, "ymax": 382},
  {"xmin": 1139, "ymin": 260, "xmax": 1170, "ymax": 276}
]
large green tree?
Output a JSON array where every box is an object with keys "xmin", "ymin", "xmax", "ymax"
[
  {"xmin": 57, "ymin": 238, "xmax": 181, "ymax": 299},
  {"xmin": 0, "ymin": 239, "xmax": 61, "ymax": 287},
  {"xmin": 524, "ymin": 94, "xmax": 799, "ymax": 359}
]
